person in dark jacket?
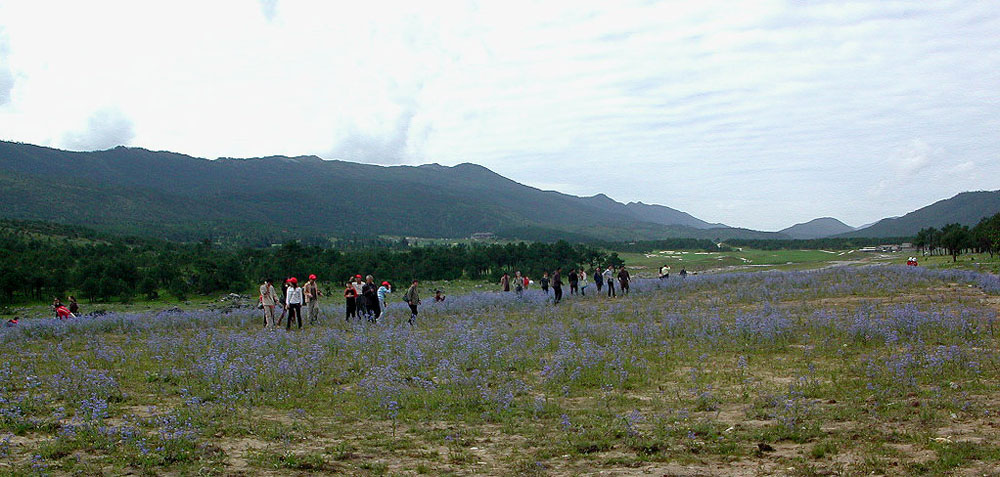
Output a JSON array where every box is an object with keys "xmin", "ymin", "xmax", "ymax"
[
  {"xmin": 362, "ymin": 275, "xmax": 381, "ymax": 323},
  {"xmin": 344, "ymin": 281, "xmax": 358, "ymax": 321},
  {"xmin": 568, "ymin": 269, "xmax": 578, "ymax": 295},
  {"xmin": 618, "ymin": 266, "xmax": 631, "ymax": 296},
  {"xmin": 593, "ymin": 268, "xmax": 603, "ymax": 293},
  {"xmin": 552, "ymin": 268, "xmax": 563, "ymax": 305},
  {"xmin": 540, "ymin": 272, "xmax": 550, "ymax": 294},
  {"xmin": 404, "ymin": 279, "xmax": 421, "ymax": 326}
]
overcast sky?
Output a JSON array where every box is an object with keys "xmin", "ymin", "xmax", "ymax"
[{"xmin": 1, "ymin": 1, "xmax": 998, "ymax": 230}]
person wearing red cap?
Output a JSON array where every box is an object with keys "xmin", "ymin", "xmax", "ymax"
[
  {"xmin": 344, "ymin": 280, "xmax": 359, "ymax": 321},
  {"xmin": 352, "ymin": 275, "xmax": 366, "ymax": 318},
  {"xmin": 377, "ymin": 281, "xmax": 392, "ymax": 320},
  {"xmin": 285, "ymin": 277, "xmax": 304, "ymax": 330},
  {"xmin": 304, "ymin": 274, "xmax": 322, "ymax": 325}
]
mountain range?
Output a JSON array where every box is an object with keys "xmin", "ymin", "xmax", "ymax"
[
  {"xmin": 0, "ymin": 141, "xmax": 783, "ymax": 243},
  {"xmin": 0, "ymin": 141, "xmax": 996, "ymax": 243},
  {"xmin": 838, "ymin": 190, "xmax": 1000, "ymax": 238}
]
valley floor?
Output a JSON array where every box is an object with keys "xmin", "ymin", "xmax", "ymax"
[{"xmin": 1, "ymin": 266, "xmax": 999, "ymax": 475}]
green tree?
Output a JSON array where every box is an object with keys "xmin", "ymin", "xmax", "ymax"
[
  {"xmin": 939, "ymin": 223, "xmax": 972, "ymax": 262},
  {"xmin": 973, "ymin": 213, "xmax": 1000, "ymax": 258}
]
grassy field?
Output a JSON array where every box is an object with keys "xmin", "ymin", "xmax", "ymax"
[
  {"xmin": 1, "ymin": 265, "xmax": 999, "ymax": 475},
  {"xmin": 617, "ymin": 248, "xmax": 887, "ymax": 276}
]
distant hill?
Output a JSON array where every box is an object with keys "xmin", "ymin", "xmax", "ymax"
[
  {"xmin": 0, "ymin": 141, "xmax": 782, "ymax": 243},
  {"xmin": 779, "ymin": 217, "xmax": 855, "ymax": 239},
  {"xmin": 841, "ymin": 190, "xmax": 1000, "ymax": 238},
  {"xmin": 623, "ymin": 201, "xmax": 725, "ymax": 229}
]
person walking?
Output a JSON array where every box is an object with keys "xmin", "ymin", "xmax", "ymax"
[
  {"xmin": 514, "ymin": 271, "xmax": 524, "ymax": 297},
  {"xmin": 304, "ymin": 274, "xmax": 323, "ymax": 325},
  {"xmin": 404, "ymin": 279, "xmax": 421, "ymax": 326},
  {"xmin": 377, "ymin": 281, "xmax": 392, "ymax": 320},
  {"xmin": 362, "ymin": 275, "xmax": 380, "ymax": 323},
  {"xmin": 68, "ymin": 296, "xmax": 80, "ymax": 315},
  {"xmin": 260, "ymin": 278, "xmax": 277, "ymax": 328},
  {"xmin": 540, "ymin": 272, "xmax": 550, "ymax": 294},
  {"xmin": 618, "ymin": 266, "xmax": 631, "ymax": 296},
  {"xmin": 679, "ymin": 268, "xmax": 687, "ymax": 278},
  {"xmin": 276, "ymin": 278, "xmax": 290, "ymax": 326},
  {"xmin": 284, "ymin": 277, "xmax": 304, "ymax": 330},
  {"xmin": 344, "ymin": 281, "xmax": 358, "ymax": 321},
  {"xmin": 578, "ymin": 268, "xmax": 588, "ymax": 296},
  {"xmin": 500, "ymin": 272, "xmax": 511, "ymax": 292},
  {"xmin": 552, "ymin": 268, "xmax": 563, "ymax": 305},
  {"xmin": 593, "ymin": 267, "xmax": 604, "ymax": 294},
  {"xmin": 352, "ymin": 275, "xmax": 366, "ymax": 317},
  {"xmin": 568, "ymin": 269, "xmax": 579, "ymax": 295},
  {"xmin": 603, "ymin": 266, "xmax": 616, "ymax": 297},
  {"xmin": 659, "ymin": 265, "xmax": 670, "ymax": 280}
]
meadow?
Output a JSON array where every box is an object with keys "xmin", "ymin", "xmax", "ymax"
[
  {"xmin": 1, "ymin": 266, "xmax": 999, "ymax": 476},
  {"xmin": 617, "ymin": 247, "xmax": 881, "ymax": 274}
]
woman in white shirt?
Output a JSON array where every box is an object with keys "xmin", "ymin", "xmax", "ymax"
[{"xmin": 285, "ymin": 277, "xmax": 304, "ymax": 330}]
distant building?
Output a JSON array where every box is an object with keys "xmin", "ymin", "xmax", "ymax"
[
  {"xmin": 859, "ymin": 246, "xmax": 878, "ymax": 253},
  {"xmin": 470, "ymin": 232, "xmax": 495, "ymax": 240}
]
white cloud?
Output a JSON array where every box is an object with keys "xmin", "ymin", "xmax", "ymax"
[
  {"xmin": 0, "ymin": 66, "xmax": 12, "ymax": 106},
  {"xmin": 0, "ymin": 29, "xmax": 12, "ymax": 106},
  {"xmin": 61, "ymin": 108, "xmax": 135, "ymax": 151},
  {"xmin": 258, "ymin": 0, "xmax": 278, "ymax": 21},
  {"xmin": 0, "ymin": 0, "xmax": 998, "ymax": 229}
]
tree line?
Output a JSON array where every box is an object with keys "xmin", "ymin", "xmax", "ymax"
[
  {"xmin": 0, "ymin": 222, "xmax": 619, "ymax": 304},
  {"xmin": 914, "ymin": 213, "xmax": 1000, "ymax": 262},
  {"xmin": 724, "ymin": 237, "xmax": 911, "ymax": 251}
]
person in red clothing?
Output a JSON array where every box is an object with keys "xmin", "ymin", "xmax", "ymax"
[
  {"xmin": 344, "ymin": 281, "xmax": 359, "ymax": 321},
  {"xmin": 53, "ymin": 297, "xmax": 75, "ymax": 319}
]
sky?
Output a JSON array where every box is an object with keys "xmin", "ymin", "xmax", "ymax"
[{"xmin": 0, "ymin": 1, "xmax": 998, "ymax": 231}]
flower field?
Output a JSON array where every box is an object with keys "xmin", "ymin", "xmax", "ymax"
[{"xmin": 2, "ymin": 266, "xmax": 1000, "ymax": 476}]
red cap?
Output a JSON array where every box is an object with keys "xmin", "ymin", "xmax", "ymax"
[
  {"xmin": 309, "ymin": 274, "xmax": 317, "ymax": 280},
  {"xmin": 355, "ymin": 274, "xmax": 362, "ymax": 279},
  {"xmin": 289, "ymin": 277, "xmax": 298, "ymax": 284},
  {"xmin": 382, "ymin": 281, "xmax": 390, "ymax": 286}
]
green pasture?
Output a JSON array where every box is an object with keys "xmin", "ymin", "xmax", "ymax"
[{"xmin": 616, "ymin": 247, "xmax": 886, "ymax": 276}]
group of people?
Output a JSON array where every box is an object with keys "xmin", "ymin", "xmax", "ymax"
[
  {"xmin": 659, "ymin": 265, "xmax": 687, "ymax": 279},
  {"xmin": 500, "ymin": 265, "xmax": 637, "ymax": 304},
  {"xmin": 258, "ymin": 274, "xmax": 424, "ymax": 330},
  {"xmin": 52, "ymin": 296, "xmax": 79, "ymax": 319}
]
